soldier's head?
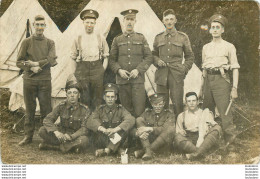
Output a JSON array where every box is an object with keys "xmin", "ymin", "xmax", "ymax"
[
  {"xmin": 209, "ymin": 14, "xmax": 227, "ymax": 38},
  {"xmin": 185, "ymin": 92, "xmax": 199, "ymax": 112},
  {"xmin": 65, "ymin": 75, "xmax": 80, "ymax": 105},
  {"xmin": 163, "ymin": 9, "xmax": 177, "ymax": 30},
  {"xmin": 80, "ymin": 9, "xmax": 99, "ymax": 34},
  {"xmin": 149, "ymin": 94, "xmax": 166, "ymax": 114},
  {"xmin": 103, "ymin": 83, "xmax": 118, "ymax": 107},
  {"xmin": 121, "ymin": 9, "xmax": 138, "ymax": 33},
  {"xmin": 33, "ymin": 15, "xmax": 46, "ymax": 36}
]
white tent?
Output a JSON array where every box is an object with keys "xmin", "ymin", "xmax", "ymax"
[
  {"xmin": 0, "ymin": 0, "xmax": 62, "ymax": 88},
  {"xmin": 8, "ymin": 0, "xmax": 202, "ymax": 112}
]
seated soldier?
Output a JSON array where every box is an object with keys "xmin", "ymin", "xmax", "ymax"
[
  {"xmin": 135, "ymin": 94, "xmax": 176, "ymax": 160},
  {"xmin": 87, "ymin": 83, "xmax": 135, "ymax": 157},
  {"xmin": 38, "ymin": 75, "xmax": 91, "ymax": 153},
  {"xmin": 175, "ymin": 92, "xmax": 222, "ymax": 160}
]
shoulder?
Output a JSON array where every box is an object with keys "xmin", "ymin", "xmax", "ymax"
[
  {"xmin": 177, "ymin": 31, "xmax": 190, "ymax": 39},
  {"xmin": 203, "ymin": 41, "xmax": 212, "ymax": 49},
  {"xmin": 144, "ymin": 108, "xmax": 153, "ymax": 113},
  {"xmin": 97, "ymin": 104, "xmax": 106, "ymax": 110},
  {"xmin": 222, "ymin": 40, "xmax": 236, "ymax": 49},
  {"xmin": 21, "ymin": 37, "xmax": 31, "ymax": 45},
  {"xmin": 177, "ymin": 111, "xmax": 185, "ymax": 121},
  {"xmin": 79, "ymin": 103, "xmax": 90, "ymax": 111},
  {"xmin": 155, "ymin": 31, "xmax": 165, "ymax": 37},
  {"xmin": 164, "ymin": 108, "xmax": 174, "ymax": 114},
  {"xmin": 114, "ymin": 33, "xmax": 123, "ymax": 40}
]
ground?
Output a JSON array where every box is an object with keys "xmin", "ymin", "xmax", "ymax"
[{"xmin": 0, "ymin": 88, "xmax": 259, "ymax": 164}]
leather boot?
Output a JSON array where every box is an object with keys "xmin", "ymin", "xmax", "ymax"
[
  {"xmin": 178, "ymin": 140, "xmax": 197, "ymax": 153},
  {"xmin": 39, "ymin": 142, "xmax": 60, "ymax": 150},
  {"xmin": 141, "ymin": 139, "xmax": 152, "ymax": 160},
  {"xmin": 151, "ymin": 136, "xmax": 166, "ymax": 151},
  {"xmin": 18, "ymin": 136, "xmax": 32, "ymax": 146}
]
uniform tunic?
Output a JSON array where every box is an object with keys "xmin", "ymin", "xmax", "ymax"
[
  {"xmin": 109, "ymin": 32, "xmax": 153, "ymax": 117},
  {"xmin": 153, "ymin": 29, "xmax": 194, "ymax": 116},
  {"xmin": 202, "ymin": 39, "xmax": 240, "ymax": 142}
]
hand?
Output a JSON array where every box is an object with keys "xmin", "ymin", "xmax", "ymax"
[
  {"xmin": 230, "ymin": 87, "xmax": 238, "ymax": 99},
  {"xmin": 25, "ymin": 60, "xmax": 39, "ymax": 67},
  {"xmin": 54, "ymin": 131, "xmax": 66, "ymax": 143},
  {"xmin": 157, "ymin": 60, "xmax": 166, "ymax": 67},
  {"xmin": 64, "ymin": 134, "xmax": 72, "ymax": 141},
  {"xmin": 107, "ymin": 127, "xmax": 120, "ymax": 137},
  {"xmin": 137, "ymin": 127, "xmax": 152, "ymax": 136},
  {"xmin": 30, "ymin": 66, "xmax": 42, "ymax": 73},
  {"xmin": 118, "ymin": 69, "xmax": 130, "ymax": 79},
  {"xmin": 139, "ymin": 132, "xmax": 149, "ymax": 140},
  {"xmin": 129, "ymin": 69, "xmax": 139, "ymax": 79}
]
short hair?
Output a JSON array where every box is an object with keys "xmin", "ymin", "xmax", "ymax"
[
  {"xmin": 34, "ymin": 15, "xmax": 45, "ymax": 21},
  {"xmin": 163, "ymin": 9, "xmax": 175, "ymax": 17},
  {"xmin": 185, "ymin": 92, "xmax": 198, "ymax": 100}
]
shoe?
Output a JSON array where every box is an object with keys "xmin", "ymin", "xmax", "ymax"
[
  {"xmin": 18, "ymin": 136, "xmax": 32, "ymax": 146},
  {"xmin": 142, "ymin": 151, "xmax": 153, "ymax": 161},
  {"xmin": 95, "ymin": 149, "xmax": 105, "ymax": 157},
  {"xmin": 39, "ymin": 142, "xmax": 60, "ymax": 150},
  {"xmin": 134, "ymin": 149, "xmax": 145, "ymax": 158},
  {"xmin": 75, "ymin": 147, "xmax": 80, "ymax": 154},
  {"xmin": 186, "ymin": 152, "xmax": 201, "ymax": 160},
  {"xmin": 105, "ymin": 148, "xmax": 111, "ymax": 155}
]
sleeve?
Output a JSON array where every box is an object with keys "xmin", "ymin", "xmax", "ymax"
[
  {"xmin": 43, "ymin": 105, "xmax": 61, "ymax": 132},
  {"xmin": 176, "ymin": 112, "xmax": 186, "ymax": 136},
  {"xmin": 16, "ymin": 39, "xmax": 31, "ymax": 71},
  {"xmin": 102, "ymin": 36, "xmax": 109, "ymax": 58},
  {"xmin": 109, "ymin": 37, "xmax": 122, "ymax": 74},
  {"xmin": 38, "ymin": 39, "xmax": 57, "ymax": 68},
  {"xmin": 228, "ymin": 44, "xmax": 240, "ymax": 69},
  {"xmin": 201, "ymin": 45, "xmax": 206, "ymax": 69},
  {"xmin": 136, "ymin": 36, "xmax": 153, "ymax": 74},
  {"xmin": 136, "ymin": 112, "xmax": 146, "ymax": 128},
  {"xmin": 183, "ymin": 35, "xmax": 195, "ymax": 73},
  {"xmin": 86, "ymin": 109, "xmax": 102, "ymax": 132},
  {"xmin": 153, "ymin": 112, "xmax": 176, "ymax": 136},
  {"xmin": 70, "ymin": 38, "xmax": 79, "ymax": 61},
  {"xmin": 152, "ymin": 35, "xmax": 161, "ymax": 67},
  {"xmin": 118, "ymin": 107, "xmax": 135, "ymax": 132},
  {"xmin": 71, "ymin": 108, "xmax": 91, "ymax": 140}
]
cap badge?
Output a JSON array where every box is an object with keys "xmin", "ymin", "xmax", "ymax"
[
  {"xmin": 129, "ymin": 10, "xmax": 132, "ymax": 13},
  {"xmin": 108, "ymin": 84, "xmax": 111, "ymax": 87},
  {"xmin": 90, "ymin": 10, "xmax": 93, "ymax": 13}
]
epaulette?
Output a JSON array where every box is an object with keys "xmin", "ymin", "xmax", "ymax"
[
  {"xmin": 156, "ymin": 31, "xmax": 164, "ymax": 37},
  {"xmin": 177, "ymin": 31, "xmax": 188, "ymax": 37},
  {"xmin": 115, "ymin": 33, "xmax": 123, "ymax": 38},
  {"xmin": 164, "ymin": 108, "xmax": 173, "ymax": 113},
  {"xmin": 145, "ymin": 108, "xmax": 152, "ymax": 112},
  {"xmin": 98, "ymin": 104, "xmax": 106, "ymax": 109},
  {"xmin": 79, "ymin": 103, "xmax": 89, "ymax": 110},
  {"xmin": 135, "ymin": 32, "xmax": 144, "ymax": 36},
  {"xmin": 59, "ymin": 100, "xmax": 66, "ymax": 106},
  {"xmin": 117, "ymin": 104, "xmax": 123, "ymax": 108}
]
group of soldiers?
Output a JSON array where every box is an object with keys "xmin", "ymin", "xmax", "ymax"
[{"xmin": 16, "ymin": 8, "xmax": 240, "ymax": 161}]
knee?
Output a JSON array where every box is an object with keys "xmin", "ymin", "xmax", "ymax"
[
  {"xmin": 38, "ymin": 126, "xmax": 47, "ymax": 138},
  {"xmin": 77, "ymin": 136, "xmax": 89, "ymax": 146}
]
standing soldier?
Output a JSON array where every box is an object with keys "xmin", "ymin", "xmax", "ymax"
[
  {"xmin": 38, "ymin": 76, "xmax": 91, "ymax": 153},
  {"xmin": 199, "ymin": 14, "xmax": 240, "ymax": 145},
  {"xmin": 109, "ymin": 9, "xmax": 153, "ymax": 117},
  {"xmin": 71, "ymin": 9, "xmax": 109, "ymax": 111},
  {"xmin": 87, "ymin": 83, "xmax": 135, "ymax": 157},
  {"xmin": 135, "ymin": 94, "xmax": 176, "ymax": 160},
  {"xmin": 16, "ymin": 15, "xmax": 57, "ymax": 146},
  {"xmin": 153, "ymin": 9, "xmax": 194, "ymax": 117}
]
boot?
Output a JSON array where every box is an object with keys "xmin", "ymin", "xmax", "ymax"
[
  {"xmin": 134, "ymin": 149, "xmax": 145, "ymax": 158},
  {"xmin": 151, "ymin": 136, "xmax": 166, "ymax": 151},
  {"xmin": 39, "ymin": 142, "xmax": 60, "ymax": 150},
  {"xmin": 178, "ymin": 140, "xmax": 197, "ymax": 154},
  {"xmin": 18, "ymin": 136, "xmax": 32, "ymax": 146},
  {"xmin": 95, "ymin": 149, "xmax": 106, "ymax": 157},
  {"xmin": 60, "ymin": 139, "xmax": 82, "ymax": 153},
  {"xmin": 141, "ymin": 139, "xmax": 153, "ymax": 161}
]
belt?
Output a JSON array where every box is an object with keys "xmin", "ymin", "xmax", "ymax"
[
  {"xmin": 80, "ymin": 60, "xmax": 101, "ymax": 66},
  {"xmin": 206, "ymin": 68, "xmax": 228, "ymax": 75}
]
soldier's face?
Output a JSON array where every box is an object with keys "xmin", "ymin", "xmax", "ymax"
[
  {"xmin": 210, "ymin": 22, "xmax": 224, "ymax": 38},
  {"xmin": 163, "ymin": 14, "xmax": 177, "ymax": 30},
  {"xmin": 33, "ymin": 20, "xmax": 46, "ymax": 36},
  {"xmin": 152, "ymin": 101, "xmax": 165, "ymax": 114},
  {"xmin": 66, "ymin": 88, "xmax": 80, "ymax": 105},
  {"xmin": 83, "ymin": 18, "xmax": 96, "ymax": 34},
  {"xmin": 123, "ymin": 16, "xmax": 136, "ymax": 32},
  {"xmin": 104, "ymin": 92, "xmax": 117, "ymax": 107},
  {"xmin": 186, "ymin": 95, "xmax": 199, "ymax": 111}
]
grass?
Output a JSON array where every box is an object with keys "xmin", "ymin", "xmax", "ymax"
[{"xmin": 0, "ymin": 88, "xmax": 259, "ymax": 164}]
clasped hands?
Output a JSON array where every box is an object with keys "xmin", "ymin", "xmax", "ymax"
[
  {"xmin": 54, "ymin": 131, "xmax": 72, "ymax": 143},
  {"xmin": 118, "ymin": 69, "xmax": 139, "ymax": 80},
  {"xmin": 98, "ymin": 126, "xmax": 120, "ymax": 137},
  {"xmin": 24, "ymin": 60, "xmax": 42, "ymax": 73},
  {"xmin": 136, "ymin": 126, "xmax": 153, "ymax": 140}
]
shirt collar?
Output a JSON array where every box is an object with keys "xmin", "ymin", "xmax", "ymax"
[
  {"xmin": 65, "ymin": 101, "xmax": 79, "ymax": 110},
  {"xmin": 123, "ymin": 31, "xmax": 135, "ymax": 37},
  {"xmin": 33, "ymin": 34, "xmax": 45, "ymax": 40},
  {"xmin": 164, "ymin": 28, "xmax": 177, "ymax": 36},
  {"xmin": 104, "ymin": 104, "xmax": 117, "ymax": 113}
]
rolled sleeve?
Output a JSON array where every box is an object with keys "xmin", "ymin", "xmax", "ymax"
[
  {"xmin": 70, "ymin": 39, "xmax": 79, "ymax": 61},
  {"xmin": 102, "ymin": 36, "xmax": 109, "ymax": 57},
  {"xmin": 176, "ymin": 112, "xmax": 186, "ymax": 136},
  {"xmin": 228, "ymin": 44, "xmax": 240, "ymax": 69}
]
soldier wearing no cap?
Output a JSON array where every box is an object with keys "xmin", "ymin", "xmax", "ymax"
[
  {"xmin": 199, "ymin": 14, "xmax": 240, "ymax": 144},
  {"xmin": 87, "ymin": 83, "xmax": 135, "ymax": 157},
  {"xmin": 71, "ymin": 9, "xmax": 109, "ymax": 112},
  {"xmin": 135, "ymin": 93, "xmax": 176, "ymax": 160},
  {"xmin": 109, "ymin": 9, "xmax": 153, "ymax": 117},
  {"xmin": 152, "ymin": 9, "xmax": 194, "ymax": 117}
]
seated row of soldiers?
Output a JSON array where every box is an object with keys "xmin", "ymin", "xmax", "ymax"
[{"xmin": 37, "ymin": 78, "xmax": 222, "ymax": 161}]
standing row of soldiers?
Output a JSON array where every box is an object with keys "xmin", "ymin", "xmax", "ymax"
[{"xmin": 16, "ymin": 8, "xmax": 240, "ymax": 161}]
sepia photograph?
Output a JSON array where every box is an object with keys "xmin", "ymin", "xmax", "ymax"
[{"xmin": 0, "ymin": 0, "xmax": 259, "ymax": 168}]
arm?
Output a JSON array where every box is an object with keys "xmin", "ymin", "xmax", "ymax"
[
  {"xmin": 199, "ymin": 48, "xmax": 207, "ymax": 99},
  {"xmin": 152, "ymin": 35, "xmax": 161, "ymax": 66},
  {"xmin": 176, "ymin": 113, "xmax": 186, "ymax": 136},
  {"xmin": 43, "ymin": 105, "xmax": 61, "ymax": 133},
  {"xmin": 229, "ymin": 45, "xmax": 240, "ymax": 99},
  {"xmin": 86, "ymin": 109, "xmax": 102, "ymax": 132},
  {"xmin": 109, "ymin": 38, "xmax": 121, "ymax": 74},
  {"xmin": 136, "ymin": 36, "xmax": 153, "ymax": 74},
  {"xmin": 38, "ymin": 39, "xmax": 57, "ymax": 68},
  {"xmin": 153, "ymin": 112, "xmax": 176, "ymax": 136},
  {"xmin": 183, "ymin": 35, "xmax": 194, "ymax": 73},
  {"xmin": 16, "ymin": 39, "xmax": 31, "ymax": 71},
  {"xmin": 118, "ymin": 107, "xmax": 135, "ymax": 132},
  {"xmin": 102, "ymin": 36, "xmax": 109, "ymax": 70}
]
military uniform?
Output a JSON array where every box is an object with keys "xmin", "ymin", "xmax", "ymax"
[
  {"xmin": 153, "ymin": 29, "xmax": 194, "ymax": 116},
  {"xmin": 202, "ymin": 14, "xmax": 240, "ymax": 143},
  {"xmin": 87, "ymin": 104, "xmax": 135, "ymax": 153},
  {"xmin": 109, "ymin": 10, "xmax": 153, "ymax": 117},
  {"xmin": 136, "ymin": 108, "xmax": 176, "ymax": 153},
  {"xmin": 38, "ymin": 100, "xmax": 91, "ymax": 152}
]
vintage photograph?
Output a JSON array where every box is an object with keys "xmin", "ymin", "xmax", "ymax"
[{"xmin": 0, "ymin": 0, "xmax": 259, "ymax": 165}]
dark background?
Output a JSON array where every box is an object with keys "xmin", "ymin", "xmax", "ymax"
[{"xmin": 0, "ymin": 0, "xmax": 259, "ymax": 103}]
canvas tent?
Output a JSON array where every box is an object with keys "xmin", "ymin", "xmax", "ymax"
[
  {"xmin": 0, "ymin": 0, "xmax": 62, "ymax": 88},
  {"xmin": 8, "ymin": 0, "xmax": 202, "ymax": 112}
]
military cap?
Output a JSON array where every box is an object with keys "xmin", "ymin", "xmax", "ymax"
[
  {"xmin": 120, "ymin": 9, "xmax": 138, "ymax": 17},
  {"xmin": 149, "ymin": 93, "xmax": 165, "ymax": 104},
  {"xmin": 35, "ymin": 15, "xmax": 45, "ymax": 21},
  {"xmin": 209, "ymin": 14, "xmax": 228, "ymax": 27},
  {"xmin": 80, "ymin": 9, "xmax": 99, "ymax": 20},
  {"xmin": 104, "ymin": 83, "xmax": 118, "ymax": 94},
  {"xmin": 163, "ymin": 9, "xmax": 175, "ymax": 17},
  {"xmin": 65, "ymin": 74, "xmax": 80, "ymax": 91}
]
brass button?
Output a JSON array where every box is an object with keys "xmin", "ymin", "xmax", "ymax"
[
  {"xmin": 128, "ymin": 62, "xmax": 131, "ymax": 65},
  {"xmin": 128, "ymin": 41, "xmax": 130, "ymax": 44},
  {"xmin": 168, "ymin": 49, "xmax": 170, "ymax": 51},
  {"xmin": 128, "ymin": 49, "xmax": 130, "ymax": 51},
  {"xmin": 128, "ymin": 55, "xmax": 130, "ymax": 58}
]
